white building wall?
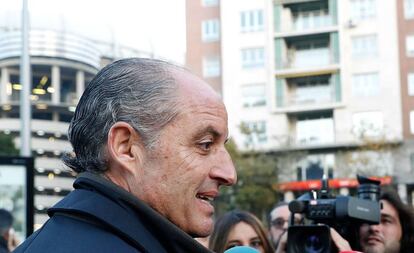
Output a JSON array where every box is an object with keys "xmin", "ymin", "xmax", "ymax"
[
  {"xmin": 221, "ymin": 0, "xmax": 274, "ymax": 150},
  {"xmin": 337, "ymin": 0, "xmax": 402, "ymax": 143}
]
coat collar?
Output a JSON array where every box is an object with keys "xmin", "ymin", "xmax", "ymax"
[{"xmin": 48, "ymin": 172, "xmax": 212, "ymax": 253}]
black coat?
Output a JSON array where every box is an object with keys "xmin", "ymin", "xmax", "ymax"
[
  {"xmin": 13, "ymin": 172, "xmax": 212, "ymax": 253},
  {"xmin": 0, "ymin": 237, "xmax": 9, "ymax": 253}
]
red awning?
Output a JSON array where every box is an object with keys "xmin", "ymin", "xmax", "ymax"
[{"xmin": 276, "ymin": 176, "xmax": 392, "ymax": 191}]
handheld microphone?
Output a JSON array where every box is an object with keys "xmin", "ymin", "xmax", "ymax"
[{"xmin": 223, "ymin": 246, "xmax": 260, "ymax": 253}]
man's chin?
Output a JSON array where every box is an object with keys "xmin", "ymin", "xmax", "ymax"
[
  {"xmin": 363, "ymin": 244, "xmax": 384, "ymax": 253},
  {"xmin": 187, "ymin": 222, "xmax": 213, "ymax": 238}
]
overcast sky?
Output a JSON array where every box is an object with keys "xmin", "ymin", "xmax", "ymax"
[{"xmin": 0, "ymin": 0, "xmax": 186, "ymax": 63}]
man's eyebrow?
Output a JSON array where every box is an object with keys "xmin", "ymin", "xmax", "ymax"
[
  {"xmin": 381, "ymin": 213, "xmax": 396, "ymax": 220},
  {"xmin": 194, "ymin": 126, "xmax": 222, "ymax": 139}
]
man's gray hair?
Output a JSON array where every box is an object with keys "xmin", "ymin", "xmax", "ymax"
[{"xmin": 63, "ymin": 58, "xmax": 181, "ymax": 173}]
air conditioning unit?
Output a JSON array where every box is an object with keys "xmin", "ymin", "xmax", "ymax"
[{"xmin": 345, "ymin": 19, "xmax": 357, "ymax": 28}]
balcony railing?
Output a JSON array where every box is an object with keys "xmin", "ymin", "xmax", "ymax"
[
  {"xmin": 286, "ymin": 87, "xmax": 335, "ymax": 107},
  {"xmin": 0, "ymin": 29, "xmax": 101, "ymax": 69},
  {"xmin": 278, "ymin": 47, "xmax": 334, "ymax": 70},
  {"xmin": 293, "ymin": 13, "xmax": 332, "ymax": 31}
]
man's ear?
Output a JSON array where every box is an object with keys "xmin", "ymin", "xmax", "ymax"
[{"xmin": 106, "ymin": 122, "xmax": 144, "ymax": 174}]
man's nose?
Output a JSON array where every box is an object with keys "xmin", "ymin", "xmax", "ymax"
[
  {"xmin": 210, "ymin": 148, "xmax": 237, "ymax": 186},
  {"xmin": 283, "ymin": 220, "xmax": 288, "ymax": 230},
  {"xmin": 369, "ymin": 224, "xmax": 381, "ymax": 233}
]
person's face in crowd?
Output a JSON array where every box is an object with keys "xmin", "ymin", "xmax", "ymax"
[
  {"xmin": 270, "ymin": 205, "xmax": 290, "ymax": 246},
  {"xmin": 130, "ymin": 70, "xmax": 236, "ymax": 237},
  {"xmin": 359, "ymin": 200, "xmax": 402, "ymax": 253},
  {"xmin": 225, "ymin": 222, "xmax": 265, "ymax": 253}
]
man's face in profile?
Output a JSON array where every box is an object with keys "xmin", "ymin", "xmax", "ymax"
[
  {"xmin": 359, "ymin": 200, "xmax": 402, "ymax": 253},
  {"xmin": 133, "ymin": 71, "xmax": 236, "ymax": 237}
]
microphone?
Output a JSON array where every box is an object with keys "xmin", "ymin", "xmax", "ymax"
[{"xmin": 223, "ymin": 246, "xmax": 260, "ymax": 253}]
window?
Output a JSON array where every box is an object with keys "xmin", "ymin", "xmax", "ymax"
[
  {"xmin": 405, "ymin": 0, "xmax": 414, "ymax": 19},
  {"xmin": 241, "ymin": 48, "xmax": 265, "ymax": 69},
  {"xmin": 411, "ymin": 111, "xmax": 414, "ymax": 134},
  {"xmin": 352, "ymin": 35, "xmax": 377, "ymax": 59},
  {"xmin": 202, "ymin": 57, "xmax": 220, "ymax": 78},
  {"xmin": 352, "ymin": 111, "xmax": 383, "ymax": 137},
  {"xmin": 241, "ymin": 84, "xmax": 266, "ymax": 108},
  {"xmin": 352, "ymin": 72, "xmax": 379, "ymax": 97},
  {"xmin": 240, "ymin": 10, "xmax": 264, "ymax": 32},
  {"xmin": 350, "ymin": 0, "xmax": 376, "ymax": 21},
  {"xmin": 409, "ymin": 73, "xmax": 414, "ymax": 96},
  {"xmin": 407, "ymin": 35, "xmax": 414, "ymax": 57},
  {"xmin": 202, "ymin": 19, "xmax": 220, "ymax": 42},
  {"xmin": 202, "ymin": 0, "xmax": 218, "ymax": 7},
  {"xmin": 296, "ymin": 117, "xmax": 334, "ymax": 145},
  {"xmin": 242, "ymin": 121, "xmax": 267, "ymax": 147}
]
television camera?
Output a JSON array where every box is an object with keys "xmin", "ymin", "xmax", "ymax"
[{"xmin": 286, "ymin": 175, "xmax": 382, "ymax": 253}]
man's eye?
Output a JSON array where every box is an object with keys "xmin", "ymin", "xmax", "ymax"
[
  {"xmin": 199, "ymin": 141, "xmax": 213, "ymax": 151},
  {"xmin": 382, "ymin": 218, "xmax": 393, "ymax": 224}
]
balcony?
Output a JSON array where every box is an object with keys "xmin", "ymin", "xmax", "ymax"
[
  {"xmin": 293, "ymin": 113, "xmax": 335, "ymax": 146},
  {"xmin": 275, "ymin": 33, "xmax": 339, "ymax": 77},
  {"xmin": 287, "ymin": 47, "xmax": 330, "ymax": 68},
  {"xmin": 274, "ymin": 0, "xmax": 337, "ymax": 37},
  {"xmin": 275, "ymin": 73, "xmax": 342, "ymax": 112},
  {"xmin": 287, "ymin": 85, "xmax": 334, "ymax": 106}
]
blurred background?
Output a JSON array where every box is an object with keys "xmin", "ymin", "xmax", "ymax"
[{"xmin": 0, "ymin": 0, "xmax": 413, "ymax": 236}]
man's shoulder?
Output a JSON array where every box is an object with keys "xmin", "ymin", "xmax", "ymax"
[{"xmin": 13, "ymin": 212, "xmax": 144, "ymax": 253}]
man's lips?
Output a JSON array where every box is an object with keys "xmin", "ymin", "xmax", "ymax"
[
  {"xmin": 196, "ymin": 191, "xmax": 218, "ymax": 204},
  {"xmin": 366, "ymin": 235, "xmax": 384, "ymax": 245}
]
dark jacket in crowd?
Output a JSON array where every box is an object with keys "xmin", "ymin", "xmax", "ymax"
[
  {"xmin": 0, "ymin": 236, "xmax": 9, "ymax": 253},
  {"xmin": 13, "ymin": 172, "xmax": 212, "ymax": 253}
]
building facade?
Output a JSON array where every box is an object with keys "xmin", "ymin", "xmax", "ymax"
[
  {"xmin": 186, "ymin": 0, "xmax": 414, "ymax": 202},
  {"xmin": 186, "ymin": 0, "xmax": 223, "ymax": 94},
  {"xmin": 397, "ymin": 0, "xmax": 414, "ymax": 202},
  {"xmin": 0, "ymin": 27, "xmax": 152, "ymax": 228}
]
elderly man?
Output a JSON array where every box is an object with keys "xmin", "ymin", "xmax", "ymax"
[
  {"xmin": 359, "ymin": 187, "xmax": 414, "ymax": 253},
  {"xmin": 14, "ymin": 58, "xmax": 236, "ymax": 252}
]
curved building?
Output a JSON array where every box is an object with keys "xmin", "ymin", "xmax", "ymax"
[{"xmin": 0, "ymin": 27, "xmax": 153, "ymax": 228}]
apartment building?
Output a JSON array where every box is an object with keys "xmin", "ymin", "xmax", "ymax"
[{"xmin": 186, "ymin": 0, "xmax": 413, "ymax": 201}]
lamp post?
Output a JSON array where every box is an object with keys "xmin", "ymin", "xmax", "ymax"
[{"xmin": 20, "ymin": 0, "xmax": 31, "ymax": 157}]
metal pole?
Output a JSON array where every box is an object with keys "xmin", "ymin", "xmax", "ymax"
[{"xmin": 20, "ymin": 0, "xmax": 31, "ymax": 157}]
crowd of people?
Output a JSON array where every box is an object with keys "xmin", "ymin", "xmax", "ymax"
[
  {"xmin": 195, "ymin": 186, "xmax": 414, "ymax": 253},
  {"xmin": 4, "ymin": 58, "xmax": 414, "ymax": 253}
]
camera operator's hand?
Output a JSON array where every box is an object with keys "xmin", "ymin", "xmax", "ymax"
[
  {"xmin": 274, "ymin": 230, "xmax": 287, "ymax": 253},
  {"xmin": 330, "ymin": 228, "xmax": 352, "ymax": 252},
  {"xmin": 7, "ymin": 228, "xmax": 20, "ymax": 251}
]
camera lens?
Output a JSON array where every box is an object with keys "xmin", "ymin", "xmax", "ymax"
[
  {"xmin": 304, "ymin": 235, "xmax": 325, "ymax": 253},
  {"xmin": 288, "ymin": 225, "xmax": 330, "ymax": 253},
  {"xmin": 357, "ymin": 175, "xmax": 381, "ymax": 201},
  {"xmin": 358, "ymin": 183, "xmax": 380, "ymax": 201}
]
